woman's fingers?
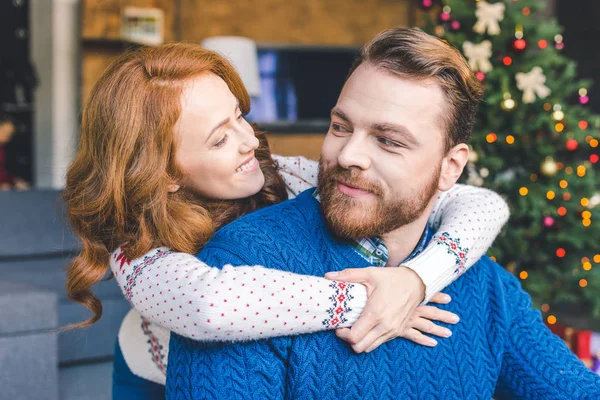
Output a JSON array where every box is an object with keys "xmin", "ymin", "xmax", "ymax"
[
  {"xmin": 429, "ymin": 292, "xmax": 452, "ymax": 304},
  {"xmin": 409, "ymin": 316, "xmax": 452, "ymax": 338},
  {"xmin": 345, "ymin": 324, "xmax": 387, "ymax": 354},
  {"xmin": 401, "ymin": 328, "xmax": 438, "ymax": 347},
  {"xmin": 414, "ymin": 305, "xmax": 460, "ymax": 325}
]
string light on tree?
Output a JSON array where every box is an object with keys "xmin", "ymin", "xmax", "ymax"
[
  {"xmin": 555, "ymin": 34, "xmax": 564, "ymax": 50},
  {"xmin": 579, "ymin": 88, "xmax": 590, "ymax": 104},
  {"xmin": 440, "ymin": 6, "xmax": 452, "ymax": 22},
  {"xmin": 541, "ymin": 157, "xmax": 558, "ymax": 176},
  {"xmin": 543, "ymin": 216, "xmax": 555, "ymax": 227},
  {"xmin": 513, "ymin": 25, "xmax": 527, "ymax": 52},
  {"xmin": 566, "ymin": 139, "xmax": 578, "ymax": 151},
  {"xmin": 552, "ymin": 110, "xmax": 565, "ymax": 121},
  {"xmin": 501, "ymin": 93, "xmax": 516, "ymax": 111}
]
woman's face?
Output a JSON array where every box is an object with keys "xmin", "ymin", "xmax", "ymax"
[{"xmin": 174, "ymin": 73, "xmax": 265, "ymax": 200}]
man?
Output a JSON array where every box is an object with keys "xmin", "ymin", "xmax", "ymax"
[{"xmin": 166, "ymin": 28, "xmax": 600, "ymax": 399}]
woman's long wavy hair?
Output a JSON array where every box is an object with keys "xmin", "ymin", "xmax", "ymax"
[{"xmin": 64, "ymin": 43, "xmax": 287, "ymax": 329}]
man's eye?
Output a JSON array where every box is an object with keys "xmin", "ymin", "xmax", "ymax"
[
  {"xmin": 377, "ymin": 137, "xmax": 401, "ymax": 148},
  {"xmin": 331, "ymin": 124, "xmax": 347, "ymax": 132}
]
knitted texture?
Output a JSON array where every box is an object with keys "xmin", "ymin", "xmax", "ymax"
[
  {"xmin": 113, "ymin": 155, "xmax": 509, "ymax": 385},
  {"xmin": 166, "ymin": 189, "xmax": 600, "ymax": 400}
]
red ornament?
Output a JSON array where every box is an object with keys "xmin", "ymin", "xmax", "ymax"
[
  {"xmin": 451, "ymin": 20, "xmax": 461, "ymax": 31},
  {"xmin": 422, "ymin": 0, "xmax": 433, "ymax": 8},
  {"xmin": 475, "ymin": 72, "xmax": 486, "ymax": 81},
  {"xmin": 543, "ymin": 216, "xmax": 555, "ymax": 227},
  {"xmin": 590, "ymin": 154, "xmax": 599, "ymax": 163},
  {"xmin": 513, "ymin": 38, "xmax": 527, "ymax": 51},
  {"xmin": 440, "ymin": 12, "xmax": 451, "ymax": 22},
  {"xmin": 566, "ymin": 139, "xmax": 578, "ymax": 151}
]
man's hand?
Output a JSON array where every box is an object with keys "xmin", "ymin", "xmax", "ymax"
[{"xmin": 325, "ymin": 267, "xmax": 458, "ymax": 353}]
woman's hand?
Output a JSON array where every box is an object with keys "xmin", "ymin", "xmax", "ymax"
[{"xmin": 325, "ymin": 267, "xmax": 459, "ymax": 353}]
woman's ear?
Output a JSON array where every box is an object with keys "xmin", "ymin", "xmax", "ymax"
[
  {"xmin": 167, "ymin": 184, "xmax": 181, "ymax": 193},
  {"xmin": 439, "ymin": 143, "xmax": 470, "ymax": 191}
]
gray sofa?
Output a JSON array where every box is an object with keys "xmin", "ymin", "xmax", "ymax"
[{"xmin": 0, "ymin": 190, "xmax": 130, "ymax": 400}]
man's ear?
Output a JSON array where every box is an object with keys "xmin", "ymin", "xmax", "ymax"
[{"xmin": 439, "ymin": 143, "xmax": 469, "ymax": 191}]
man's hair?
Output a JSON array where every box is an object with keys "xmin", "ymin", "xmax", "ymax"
[{"xmin": 350, "ymin": 27, "xmax": 484, "ymax": 152}]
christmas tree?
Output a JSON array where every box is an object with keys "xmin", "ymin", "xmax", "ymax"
[{"xmin": 417, "ymin": 0, "xmax": 600, "ymax": 319}]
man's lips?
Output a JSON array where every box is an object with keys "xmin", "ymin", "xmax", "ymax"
[{"xmin": 337, "ymin": 181, "xmax": 373, "ymax": 198}]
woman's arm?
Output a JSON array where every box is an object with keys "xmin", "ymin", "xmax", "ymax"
[
  {"xmin": 111, "ymin": 247, "xmax": 367, "ymax": 341},
  {"xmin": 273, "ymin": 155, "xmax": 510, "ymax": 303},
  {"xmin": 272, "ymin": 154, "xmax": 318, "ymax": 198},
  {"xmin": 402, "ymin": 184, "xmax": 510, "ymax": 302}
]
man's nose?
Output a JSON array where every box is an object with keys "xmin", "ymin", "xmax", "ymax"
[{"xmin": 337, "ymin": 135, "xmax": 371, "ymax": 171}]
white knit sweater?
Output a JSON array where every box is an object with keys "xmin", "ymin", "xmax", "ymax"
[{"xmin": 114, "ymin": 155, "xmax": 510, "ymax": 385}]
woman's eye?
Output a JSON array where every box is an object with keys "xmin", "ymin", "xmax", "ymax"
[
  {"xmin": 237, "ymin": 113, "xmax": 245, "ymax": 121},
  {"xmin": 214, "ymin": 134, "xmax": 228, "ymax": 148}
]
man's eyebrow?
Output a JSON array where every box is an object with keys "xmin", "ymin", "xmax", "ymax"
[
  {"xmin": 371, "ymin": 123, "xmax": 419, "ymax": 146},
  {"xmin": 330, "ymin": 108, "xmax": 352, "ymax": 122}
]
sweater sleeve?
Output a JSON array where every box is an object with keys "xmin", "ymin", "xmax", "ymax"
[
  {"xmin": 494, "ymin": 273, "xmax": 600, "ymax": 399},
  {"xmin": 272, "ymin": 154, "xmax": 318, "ymax": 197},
  {"xmin": 110, "ymin": 247, "xmax": 366, "ymax": 342},
  {"xmin": 166, "ymin": 246, "xmax": 292, "ymax": 400},
  {"xmin": 402, "ymin": 184, "xmax": 510, "ymax": 302}
]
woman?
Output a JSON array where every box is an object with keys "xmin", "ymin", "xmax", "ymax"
[{"xmin": 63, "ymin": 43, "xmax": 509, "ymax": 398}]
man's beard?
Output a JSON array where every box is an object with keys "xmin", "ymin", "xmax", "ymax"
[{"xmin": 317, "ymin": 162, "xmax": 441, "ymax": 240}]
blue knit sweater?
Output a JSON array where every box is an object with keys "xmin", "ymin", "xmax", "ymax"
[{"xmin": 166, "ymin": 189, "xmax": 600, "ymax": 400}]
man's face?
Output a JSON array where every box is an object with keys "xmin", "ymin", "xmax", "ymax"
[{"xmin": 318, "ymin": 64, "xmax": 448, "ymax": 239}]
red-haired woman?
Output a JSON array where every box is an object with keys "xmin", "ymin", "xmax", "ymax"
[{"xmin": 63, "ymin": 43, "xmax": 509, "ymax": 399}]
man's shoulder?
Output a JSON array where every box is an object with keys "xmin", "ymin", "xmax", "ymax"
[
  {"xmin": 453, "ymin": 255, "xmax": 525, "ymax": 301},
  {"xmin": 217, "ymin": 188, "xmax": 318, "ymax": 237},
  {"xmin": 199, "ymin": 189, "xmax": 321, "ymax": 265}
]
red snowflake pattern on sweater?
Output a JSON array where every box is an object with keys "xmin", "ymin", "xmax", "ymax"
[
  {"xmin": 435, "ymin": 232, "xmax": 468, "ymax": 275},
  {"xmin": 141, "ymin": 317, "xmax": 167, "ymax": 375},
  {"xmin": 322, "ymin": 281, "xmax": 356, "ymax": 328},
  {"xmin": 123, "ymin": 248, "xmax": 172, "ymax": 302}
]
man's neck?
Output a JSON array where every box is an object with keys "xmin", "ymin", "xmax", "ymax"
[{"xmin": 380, "ymin": 209, "xmax": 432, "ymax": 267}]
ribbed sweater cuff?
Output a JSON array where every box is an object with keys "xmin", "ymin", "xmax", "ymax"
[
  {"xmin": 401, "ymin": 243, "xmax": 458, "ymax": 304},
  {"xmin": 339, "ymin": 282, "xmax": 368, "ymax": 328}
]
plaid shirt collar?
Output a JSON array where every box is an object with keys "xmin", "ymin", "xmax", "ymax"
[{"xmin": 313, "ymin": 189, "xmax": 431, "ymax": 267}]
